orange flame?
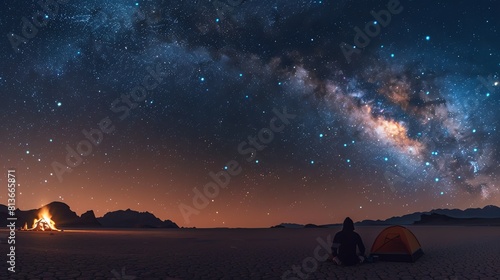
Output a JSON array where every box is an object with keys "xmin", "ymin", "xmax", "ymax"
[{"xmin": 24, "ymin": 208, "xmax": 60, "ymax": 231}]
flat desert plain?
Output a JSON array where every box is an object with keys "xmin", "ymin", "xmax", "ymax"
[{"xmin": 1, "ymin": 226, "xmax": 499, "ymax": 279}]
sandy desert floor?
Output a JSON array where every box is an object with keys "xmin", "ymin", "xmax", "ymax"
[{"xmin": 1, "ymin": 226, "xmax": 499, "ymax": 280}]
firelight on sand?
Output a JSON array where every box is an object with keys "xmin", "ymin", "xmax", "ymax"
[{"xmin": 22, "ymin": 208, "xmax": 61, "ymax": 231}]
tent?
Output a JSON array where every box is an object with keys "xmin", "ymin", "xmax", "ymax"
[{"xmin": 370, "ymin": 225, "xmax": 423, "ymax": 262}]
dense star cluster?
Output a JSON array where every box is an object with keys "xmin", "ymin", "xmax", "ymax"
[{"xmin": 0, "ymin": 0, "xmax": 499, "ymax": 227}]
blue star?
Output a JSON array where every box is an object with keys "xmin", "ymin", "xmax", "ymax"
[
  {"xmin": 200, "ymin": 77, "xmax": 205, "ymax": 82},
  {"xmin": 310, "ymin": 160, "xmax": 315, "ymax": 164},
  {"xmin": 425, "ymin": 36, "xmax": 430, "ymax": 41},
  {"xmin": 390, "ymin": 53, "xmax": 395, "ymax": 58},
  {"xmin": 435, "ymin": 178, "xmax": 439, "ymax": 182},
  {"xmin": 319, "ymin": 133, "xmax": 324, "ymax": 138},
  {"xmin": 216, "ymin": 18, "xmax": 220, "ymax": 22},
  {"xmin": 57, "ymin": 102, "xmax": 62, "ymax": 107},
  {"xmin": 384, "ymin": 157, "xmax": 388, "ymax": 161}
]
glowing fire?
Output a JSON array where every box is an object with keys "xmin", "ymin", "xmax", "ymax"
[{"xmin": 23, "ymin": 208, "xmax": 60, "ymax": 231}]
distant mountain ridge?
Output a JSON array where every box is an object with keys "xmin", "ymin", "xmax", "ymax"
[
  {"xmin": 98, "ymin": 209, "xmax": 178, "ymax": 228},
  {"xmin": 272, "ymin": 205, "xmax": 500, "ymax": 228},
  {"xmin": 356, "ymin": 205, "xmax": 500, "ymax": 226},
  {"xmin": 413, "ymin": 213, "xmax": 500, "ymax": 226},
  {"xmin": 0, "ymin": 202, "xmax": 178, "ymax": 229},
  {"xmin": 0, "ymin": 201, "xmax": 100, "ymax": 229}
]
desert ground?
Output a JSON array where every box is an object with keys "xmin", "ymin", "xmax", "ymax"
[{"xmin": 1, "ymin": 226, "xmax": 499, "ymax": 280}]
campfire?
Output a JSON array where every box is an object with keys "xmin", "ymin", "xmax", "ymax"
[{"xmin": 22, "ymin": 208, "xmax": 61, "ymax": 231}]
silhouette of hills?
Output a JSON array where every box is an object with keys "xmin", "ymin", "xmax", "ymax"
[
  {"xmin": 0, "ymin": 201, "xmax": 178, "ymax": 229},
  {"xmin": 97, "ymin": 209, "xmax": 178, "ymax": 228},
  {"xmin": 414, "ymin": 213, "xmax": 500, "ymax": 226},
  {"xmin": 2, "ymin": 203, "xmax": 498, "ymax": 229},
  {"xmin": 271, "ymin": 205, "xmax": 500, "ymax": 228},
  {"xmin": 356, "ymin": 205, "xmax": 500, "ymax": 226}
]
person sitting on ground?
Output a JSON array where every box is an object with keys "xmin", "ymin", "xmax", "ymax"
[{"xmin": 331, "ymin": 217, "xmax": 366, "ymax": 266}]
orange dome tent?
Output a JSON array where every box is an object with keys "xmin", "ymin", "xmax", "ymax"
[{"xmin": 370, "ymin": 225, "xmax": 423, "ymax": 262}]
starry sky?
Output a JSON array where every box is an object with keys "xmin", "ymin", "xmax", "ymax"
[{"xmin": 1, "ymin": 0, "xmax": 499, "ymax": 228}]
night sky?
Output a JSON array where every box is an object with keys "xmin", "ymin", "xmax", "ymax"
[{"xmin": 1, "ymin": 0, "xmax": 499, "ymax": 228}]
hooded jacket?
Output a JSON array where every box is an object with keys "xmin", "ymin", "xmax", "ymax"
[{"xmin": 331, "ymin": 217, "xmax": 366, "ymax": 266}]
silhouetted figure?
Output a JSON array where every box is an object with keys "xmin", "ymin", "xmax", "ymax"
[{"xmin": 331, "ymin": 217, "xmax": 366, "ymax": 266}]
